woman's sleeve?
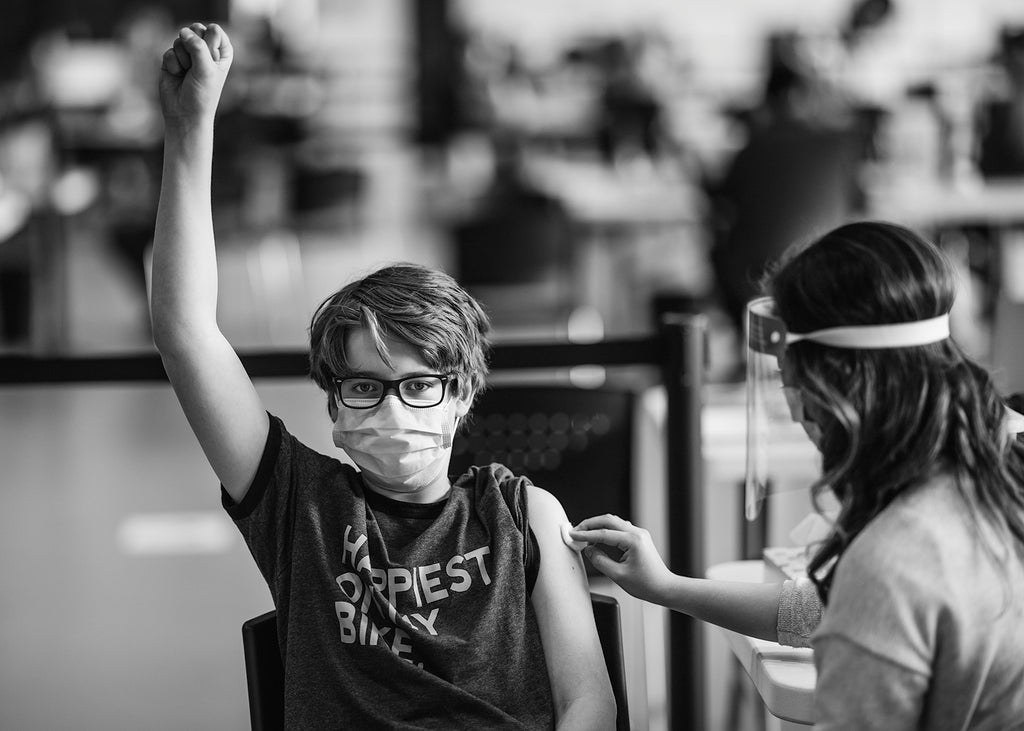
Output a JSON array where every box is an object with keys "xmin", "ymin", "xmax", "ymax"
[
  {"xmin": 814, "ymin": 634, "xmax": 928, "ymax": 729},
  {"xmin": 777, "ymin": 577, "xmax": 823, "ymax": 648}
]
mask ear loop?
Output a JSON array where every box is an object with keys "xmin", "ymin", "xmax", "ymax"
[{"xmin": 440, "ymin": 402, "xmax": 457, "ymax": 449}]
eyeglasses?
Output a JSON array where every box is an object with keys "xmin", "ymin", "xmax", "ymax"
[{"xmin": 333, "ymin": 374, "xmax": 453, "ymax": 409}]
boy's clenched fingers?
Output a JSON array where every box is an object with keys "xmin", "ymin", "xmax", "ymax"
[
  {"xmin": 170, "ymin": 37, "xmax": 191, "ymax": 71},
  {"xmin": 162, "ymin": 47, "xmax": 185, "ymax": 77},
  {"xmin": 177, "ymin": 26, "xmax": 212, "ymax": 63},
  {"xmin": 203, "ymin": 23, "xmax": 232, "ymax": 63}
]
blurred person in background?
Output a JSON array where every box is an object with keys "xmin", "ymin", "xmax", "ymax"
[
  {"xmin": 594, "ymin": 34, "xmax": 669, "ymax": 170},
  {"xmin": 975, "ymin": 25, "xmax": 1024, "ymax": 180},
  {"xmin": 949, "ymin": 24, "xmax": 1024, "ymax": 354},
  {"xmin": 705, "ymin": 31, "xmax": 864, "ymax": 375},
  {"xmin": 449, "ymin": 129, "xmax": 578, "ymax": 333}
]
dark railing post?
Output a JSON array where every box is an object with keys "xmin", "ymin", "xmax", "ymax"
[{"xmin": 661, "ymin": 313, "xmax": 706, "ymax": 730}]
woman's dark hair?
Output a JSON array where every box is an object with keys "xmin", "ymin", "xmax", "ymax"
[{"xmin": 769, "ymin": 221, "xmax": 1024, "ymax": 602}]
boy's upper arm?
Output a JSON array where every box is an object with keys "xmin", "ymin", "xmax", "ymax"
[
  {"xmin": 160, "ymin": 328, "xmax": 269, "ymax": 503},
  {"xmin": 527, "ymin": 485, "xmax": 615, "ymax": 727}
]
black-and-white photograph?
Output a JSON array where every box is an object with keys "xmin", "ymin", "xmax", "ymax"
[{"xmin": 2, "ymin": 1, "xmax": 1024, "ymax": 729}]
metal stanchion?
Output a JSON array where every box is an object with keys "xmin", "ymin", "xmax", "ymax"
[{"xmin": 662, "ymin": 314, "xmax": 706, "ymax": 730}]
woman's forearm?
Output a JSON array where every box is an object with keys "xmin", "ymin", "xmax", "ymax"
[{"xmin": 655, "ymin": 577, "xmax": 784, "ymax": 643}]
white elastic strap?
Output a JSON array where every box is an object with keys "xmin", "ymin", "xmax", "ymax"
[{"xmin": 786, "ymin": 314, "xmax": 950, "ymax": 349}]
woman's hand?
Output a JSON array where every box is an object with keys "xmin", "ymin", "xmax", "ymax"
[
  {"xmin": 159, "ymin": 23, "xmax": 233, "ymax": 129},
  {"xmin": 575, "ymin": 515, "xmax": 790, "ymax": 644},
  {"xmin": 570, "ymin": 514, "xmax": 676, "ymax": 605}
]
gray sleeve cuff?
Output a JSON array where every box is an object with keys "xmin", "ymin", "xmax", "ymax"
[{"xmin": 777, "ymin": 577, "xmax": 823, "ymax": 648}]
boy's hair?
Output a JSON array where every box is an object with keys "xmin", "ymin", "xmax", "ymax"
[
  {"xmin": 308, "ymin": 264, "xmax": 491, "ymax": 403},
  {"xmin": 769, "ymin": 220, "xmax": 1024, "ymax": 602}
]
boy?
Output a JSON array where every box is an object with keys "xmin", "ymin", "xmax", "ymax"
[{"xmin": 151, "ymin": 23, "xmax": 615, "ymax": 729}]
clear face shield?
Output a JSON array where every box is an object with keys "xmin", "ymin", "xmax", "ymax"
[
  {"xmin": 744, "ymin": 296, "xmax": 962, "ymax": 521},
  {"xmin": 744, "ymin": 297, "xmax": 821, "ymax": 521}
]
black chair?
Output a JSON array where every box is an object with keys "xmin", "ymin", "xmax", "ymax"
[
  {"xmin": 591, "ymin": 592, "xmax": 632, "ymax": 731},
  {"xmin": 242, "ymin": 593, "xmax": 630, "ymax": 731},
  {"xmin": 450, "ymin": 385, "xmax": 635, "ymax": 528},
  {"xmin": 241, "ymin": 609, "xmax": 283, "ymax": 731}
]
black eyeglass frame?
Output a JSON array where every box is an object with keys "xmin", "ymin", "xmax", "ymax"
[{"xmin": 332, "ymin": 374, "xmax": 454, "ymax": 409}]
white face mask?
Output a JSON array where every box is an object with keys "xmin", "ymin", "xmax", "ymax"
[{"xmin": 332, "ymin": 396, "xmax": 458, "ymax": 492}]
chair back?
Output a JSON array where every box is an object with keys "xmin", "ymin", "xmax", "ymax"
[
  {"xmin": 241, "ymin": 592, "xmax": 629, "ymax": 730},
  {"xmin": 241, "ymin": 610, "xmax": 283, "ymax": 731},
  {"xmin": 591, "ymin": 592, "xmax": 631, "ymax": 731},
  {"xmin": 450, "ymin": 385, "xmax": 635, "ymax": 527}
]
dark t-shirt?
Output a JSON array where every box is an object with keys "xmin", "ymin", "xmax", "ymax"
[{"xmin": 222, "ymin": 415, "xmax": 554, "ymax": 729}]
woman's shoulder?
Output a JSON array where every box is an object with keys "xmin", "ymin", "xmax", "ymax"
[
  {"xmin": 819, "ymin": 472, "xmax": 1024, "ymax": 675},
  {"xmin": 852, "ymin": 474, "xmax": 965, "ymax": 551},
  {"xmin": 835, "ymin": 474, "xmax": 976, "ymax": 595}
]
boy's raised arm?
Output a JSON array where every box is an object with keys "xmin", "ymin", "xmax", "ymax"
[{"xmin": 151, "ymin": 23, "xmax": 268, "ymax": 503}]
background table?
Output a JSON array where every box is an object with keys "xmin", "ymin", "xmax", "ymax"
[{"xmin": 706, "ymin": 560, "xmax": 815, "ymax": 729}]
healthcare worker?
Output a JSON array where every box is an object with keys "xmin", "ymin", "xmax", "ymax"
[{"xmin": 573, "ymin": 220, "xmax": 1024, "ymax": 729}]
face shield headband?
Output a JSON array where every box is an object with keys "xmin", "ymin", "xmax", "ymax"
[{"xmin": 744, "ymin": 296, "xmax": 951, "ymax": 521}]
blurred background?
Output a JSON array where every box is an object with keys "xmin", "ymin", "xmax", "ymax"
[
  {"xmin": 4, "ymin": 0, "xmax": 1024, "ymax": 729},
  {"xmin": 2, "ymin": 0, "xmax": 1023, "ymax": 375}
]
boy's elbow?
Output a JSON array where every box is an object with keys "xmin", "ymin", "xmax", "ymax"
[
  {"xmin": 591, "ymin": 673, "xmax": 618, "ymax": 730},
  {"xmin": 556, "ymin": 693, "xmax": 616, "ymax": 731},
  {"xmin": 150, "ymin": 286, "xmax": 219, "ymax": 354},
  {"xmin": 150, "ymin": 314, "xmax": 187, "ymax": 355},
  {"xmin": 150, "ymin": 294, "xmax": 180, "ymax": 350},
  {"xmin": 150, "ymin": 313, "xmax": 217, "ymax": 357},
  {"xmin": 599, "ymin": 682, "xmax": 618, "ymax": 728},
  {"xmin": 597, "ymin": 695, "xmax": 618, "ymax": 730}
]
